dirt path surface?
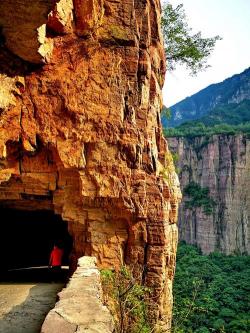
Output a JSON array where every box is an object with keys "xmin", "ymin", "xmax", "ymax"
[{"xmin": 0, "ymin": 268, "xmax": 67, "ymax": 333}]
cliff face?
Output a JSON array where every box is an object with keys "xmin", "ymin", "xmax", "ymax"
[
  {"xmin": 169, "ymin": 135, "xmax": 250, "ymax": 254},
  {"xmin": 0, "ymin": 0, "xmax": 180, "ymax": 328}
]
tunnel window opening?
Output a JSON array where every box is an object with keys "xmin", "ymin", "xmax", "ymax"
[{"xmin": 0, "ymin": 208, "xmax": 72, "ymax": 272}]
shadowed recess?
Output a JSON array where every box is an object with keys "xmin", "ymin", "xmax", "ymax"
[{"xmin": 0, "ymin": 209, "xmax": 72, "ymax": 271}]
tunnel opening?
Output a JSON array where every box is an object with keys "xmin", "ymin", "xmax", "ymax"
[{"xmin": 0, "ymin": 208, "xmax": 72, "ymax": 272}]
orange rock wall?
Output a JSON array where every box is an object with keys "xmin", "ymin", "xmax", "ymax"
[{"xmin": 0, "ymin": 0, "xmax": 181, "ymax": 329}]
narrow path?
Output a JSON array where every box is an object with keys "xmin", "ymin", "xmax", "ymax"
[{"xmin": 0, "ymin": 268, "xmax": 68, "ymax": 333}]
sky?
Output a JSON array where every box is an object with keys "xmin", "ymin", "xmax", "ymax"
[{"xmin": 162, "ymin": 0, "xmax": 250, "ymax": 106}]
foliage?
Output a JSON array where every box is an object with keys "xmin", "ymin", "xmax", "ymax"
[
  {"xmin": 183, "ymin": 182, "xmax": 216, "ymax": 215},
  {"xmin": 171, "ymin": 152, "xmax": 180, "ymax": 174},
  {"xmin": 172, "ymin": 152, "xmax": 179, "ymax": 167},
  {"xmin": 101, "ymin": 266, "xmax": 151, "ymax": 333},
  {"xmin": 164, "ymin": 122, "xmax": 250, "ymax": 138},
  {"xmin": 161, "ymin": 3, "xmax": 221, "ymax": 75},
  {"xmin": 172, "ymin": 242, "xmax": 250, "ymax": 333},
  {"xmin": 162, "ymin": 105, "xmax": 172, "ymax": 120}
]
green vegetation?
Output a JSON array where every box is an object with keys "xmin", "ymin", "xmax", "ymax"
[
  {"xmin": 172, "ymin": 152, "xmax": 179, "ymax": 167},
  {"xmin": 184, "ymin": 182, "xmax": 216, "ymax": 215},
  {"xmin": 172, "ymin": 242, "xmax": 250, "ymax": 333},
  {"xmin": 101, "ymin": 266, "xmax": 151, "ymax": 333},
  {"xmin": 164, "ymin": 100, "xmax": 250, "ymax": 138},
  {"xmin": 171, "ymin": 152, "xmax": 181, "ymax": 174},
  {"xmin": 162, "ymin": 105, "xmax": 172, "ymax": 120},
  {"xmin": 164, "ymin": 122, "xmax": 250, "ymax": 138},
  {"xmin": 161, "ymin": 3, "xmax": 221, "ymax": 75}
]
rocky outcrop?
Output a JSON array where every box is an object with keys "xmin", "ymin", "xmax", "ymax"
[
  {"xmin": 41, "ymin": 257, "xmax": 114, "ymax": 333},
  {"xmin": 169, "ymin": 134, "xmax": 250, "ymax": 254},
  {"xmin": 0, "ymin": 0, "xmax": 180, "ymax": 329}
]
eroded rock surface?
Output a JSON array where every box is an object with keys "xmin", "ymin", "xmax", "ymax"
[
  {"xmin": 0, "ymin": 0, "xmax": 180, "ymax": 328},
  {"xmin": 169, "ymin": 134, "xmax": 250, "ymax": 254}
]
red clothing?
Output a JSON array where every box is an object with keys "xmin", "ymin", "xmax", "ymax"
[{"xmin": 50, "ymin": 247, "xmax": 63, "ymax": 267}]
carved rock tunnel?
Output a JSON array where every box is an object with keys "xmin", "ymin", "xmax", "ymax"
[
  {"xmin": 0, "ymin": 142, "xmax": 84, "ymax": 276},
  {"xmin": 0, "ymin": 207, "xmax": 72, "ymax": 272},
  {"xmin": 0, "ymin": 142, "xmax": 132, "ymax": 276}
]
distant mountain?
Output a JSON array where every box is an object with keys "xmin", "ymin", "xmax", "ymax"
[
  {"xmin": 194, "ymin": 100, "xmax": 250, "ymax": 126},
  {"xmin": 162, "ymin": 67, "xmax": 250, "ymax": 128}
]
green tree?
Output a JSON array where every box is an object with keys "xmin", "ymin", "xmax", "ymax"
[
  {"xmin": 162, "ymin": 105, "xmax": 172, "ymax": 120},
  {"xmin": 161, "ymin": 3, "xmax": 221, "ymax": 75}
]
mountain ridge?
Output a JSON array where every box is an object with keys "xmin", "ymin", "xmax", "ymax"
[{"xmin": 162, "ymin": 67, "xmax": 250, "ymax": 128}]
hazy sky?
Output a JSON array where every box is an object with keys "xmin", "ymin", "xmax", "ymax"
[{"xmin": 162, "ymin": 0, "xmax": 250, "ymax": 106}]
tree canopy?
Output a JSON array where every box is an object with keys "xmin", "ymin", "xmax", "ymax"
[
  {"xmin": 161, "ymin": 3, "xmax": 221, "ymax": 75},
  {"xmin": 172, "ymin": 242, "xmax": 250, "ymax": 333}
]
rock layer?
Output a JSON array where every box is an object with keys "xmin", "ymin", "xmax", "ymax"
[
  {"xmin": 0, "ymin": 0, "xmax": 180, "ymax": 329},
  {"xmin": 169, "ymin": 134, "xmax": 250, "ymax": 254}
]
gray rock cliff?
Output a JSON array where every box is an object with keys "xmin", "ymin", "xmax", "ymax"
[{"xmin": 169, "ymin": 134, "xmax": 250, "ymax": 254}]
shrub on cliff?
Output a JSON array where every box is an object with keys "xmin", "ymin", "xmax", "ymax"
[
  {"xmin": 183, "ymin": 182, "xmax": 216, "ymax": 215},
  {"xmin": 101, "ymin": 266, "xmax": 151, "ymax": 333}
]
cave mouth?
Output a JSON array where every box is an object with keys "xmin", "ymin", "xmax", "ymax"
[{"xmin": 0, "ymin": 208, "xmax": 72, "ymax": 272}]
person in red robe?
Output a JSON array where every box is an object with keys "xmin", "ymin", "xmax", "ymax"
[
  {"xmin": 49, "ymin": 245, "xmax": 64, "ymax": 268},
  {"xmin": 49, "ymin": 244, "xmax": 64, "ymax": 280}
]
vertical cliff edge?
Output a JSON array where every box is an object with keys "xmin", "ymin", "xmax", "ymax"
[
  {"xmin": 169, "ymin": 134, "xmax": 250, "ymax": 254},
  {"xmin": 0, "ymin": 0, "xmax": 181, "ymax": 329}
]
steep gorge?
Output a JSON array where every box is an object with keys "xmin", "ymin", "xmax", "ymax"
[
  {"xmin": 0, "ymin": 0, "xmax": 180, "ymax": 329},
  {"xmin": 169, "ymin": 134, "xmax": 250, "ymax": 254}
]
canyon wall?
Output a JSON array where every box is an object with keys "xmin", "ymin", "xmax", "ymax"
[
  {"xmin": 0, "ymin": 0, "xmax": 180, "ymax": 329},
  {"xmin": 169, "ymin": 134, "xmax": 250, "ymax": 254}
]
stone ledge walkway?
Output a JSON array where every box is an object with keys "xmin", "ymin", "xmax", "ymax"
[{"xmin": 0, "ymin": 280, "xmax": 64, "ymax": 333}]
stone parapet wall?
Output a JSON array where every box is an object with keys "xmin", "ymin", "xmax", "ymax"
[{"xmin": 41, "ymin": 256, "xmax": 114, "ymax": 333}]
